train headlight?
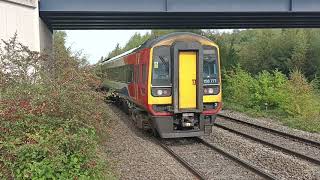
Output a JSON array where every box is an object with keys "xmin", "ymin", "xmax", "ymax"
[
  {"xmin": 152, "ymin": 88, "xmax": 171, "ymax": 97},
  {"xmin": 204, "ymin": 85, "xmax": 220, "ymax": 95},
  {"xmin": 157, "ymin": 89, "xmax": 163, "ymax": 96}
]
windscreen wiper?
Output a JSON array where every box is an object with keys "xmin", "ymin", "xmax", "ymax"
[{"xmin": 159, "ymin": 56, "xmax": 169, "ymax": 70}]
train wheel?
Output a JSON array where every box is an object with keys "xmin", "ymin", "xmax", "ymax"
[
  {"xmin": 151, "ymin": 127, "xmax": 160, "ymax": 138},
  {"xmin": 131, "ymin": 110, "xmax": 137, "ymax": 125},
  {"xmin": 149, "ymin": 117, "xmax": 159, "ymax": 138},
  {"xmin": 121, "ymin": 100, "xmax": 130, "ymax": 114}
]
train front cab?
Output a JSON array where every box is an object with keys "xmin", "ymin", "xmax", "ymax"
[{"xmin": 147, "ymin": 35, "xmax": 222, "ymax": 138}]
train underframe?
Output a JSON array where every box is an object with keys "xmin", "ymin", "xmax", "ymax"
[
  {"xmin": 151, "ymin": 114, "xmax": 216, "ymax": 138},
  {"xmin": 110, "ymin": 94, "xmax": 216, "ymax": 138}
]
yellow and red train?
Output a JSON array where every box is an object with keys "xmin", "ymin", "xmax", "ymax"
[{"xmin": 100, "ymin": 32, "xmax": 222, "ymax": 138}]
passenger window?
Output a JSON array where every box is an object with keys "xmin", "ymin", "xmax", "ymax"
[
  {"xmin": 122, "ymin": 66, "xmax": 126, "ymax": 83},
  {"xmin": 135, "ymin": 65, "xmax": 139, "ymax": 83},
  {"xmin": 142, "ymin": 64, "xmax": 147, "ymax": 84},
  {"xmin": 129, "ymin": 65, "xmax": 134, "ymax": 83},
  {"xmin": 114, "ymin": 67, "xmax": 120, "ymax": 82}
]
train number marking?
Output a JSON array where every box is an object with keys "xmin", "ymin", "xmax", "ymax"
[{"xmin": 154, "ymin": 62, "xmax": 158, "ymax": 68}]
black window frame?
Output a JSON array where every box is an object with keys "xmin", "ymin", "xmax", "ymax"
[
  {"xmin": 142, "ymin": 64, "xmax": 147, "ymax": 84},
  {"xmin": 151, "ymin": 45, "xmax": 171, "ymax": 86},
  {"xmin": 126, "ymin": 65, "xmax": 134, "ymax": 83},
  {"xmin": 135, "ymin": 65, "xmax": 139, "ymax": 83},
  {"xmin": 203, "ymin": 45, "xmax": 219, "ymax": 85}
]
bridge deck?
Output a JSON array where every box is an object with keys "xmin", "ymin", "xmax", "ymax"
[{"xmin": 40, "ymin": 0, "xmax": 320, "ymax": 29}]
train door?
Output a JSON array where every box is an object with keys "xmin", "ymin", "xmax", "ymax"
[
  {"xmin": 139, "ymin": 63, "xmax": 147, "ymax": 105},
  {"xmin": 179, "ymin": 51, "xmax": 197, "ymax": 109},
  {"xmin": 134, "ymin": 64, "xmax": 139, "ymax": 101}
]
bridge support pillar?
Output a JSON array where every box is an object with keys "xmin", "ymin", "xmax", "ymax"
[{"xmin": 0, "ymin": 0, "xmax": 52, "ymax": 53}]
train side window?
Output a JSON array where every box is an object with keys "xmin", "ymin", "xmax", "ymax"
[
  {"xmin": 106, "ymin": 69, "xmax": 109, "ymax": 80},
  {"xmin": 121, "ymin": 66, "xmax": 126, "ymax": 82},
  {"xmin": 117, "ymin": 67, "xmax": 120, "ymax": 82},
  {"xmin": 119, "ymin": 66, "xmax": 122, "ymax": 82},
  {"xmin": 120, "ymin": 67, "xmax": 122, "ymax": 82},
  {"xmin": 134, "ymin": 66, "xmax": 136, "ymax": 83},
  {"xmin": 111, "ymin": 68, "xmax": 114, "ymax": 81},
  {"xmin": 109, "ymin": 68, "xmax": 112, "ymax": 80},
  {"xmin": 142, "ymin": 64, "xmax": 147, "ymax": 84},
  {"xmin": 115, "ymin": 67, "xmax": 119, "ymax": 82},
  {"xmin": 126, "ymin": 65, "xmax": 133, "ymax": 83},
  {"xmin": 137, "ymin": 66, "xmax": 140, "ymax": 83},
  {"xmin": 121, "ymin": 66, "xmax": 124, "ymax": 82},
  {"xmin": 113, "ymin": 68, "xmax": 116, "ymax": 81},
  {"xmin": 117, "ymin": 67, "xmax": 121, "ymax": 82},
  {"xmin": 134, "ymin": 65, "xmax": 139, "ymax": 83}
]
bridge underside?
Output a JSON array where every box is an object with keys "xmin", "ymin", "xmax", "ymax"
[{"xmin": 40, "ymin": 0, "xmax": 320, "ymax": 30}]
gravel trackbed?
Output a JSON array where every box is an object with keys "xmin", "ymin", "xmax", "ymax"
[
  {"xmin": 103, "ymin": 105, "xmax": 320, "ymax": 179},
  {"xmin": 104, "ymin": 104, "xmax": 196, "ymax": 179}
]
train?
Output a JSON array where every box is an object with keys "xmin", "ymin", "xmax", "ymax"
[{"xmin": 100, "ymin": 32, "xmax": 222, "ymax": 138}]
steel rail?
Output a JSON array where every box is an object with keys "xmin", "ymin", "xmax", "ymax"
[
  {"xmin": 155, "ymin": 138, "xmax": 206, "ymax": 180},
  {"xmin": 217, "ymin": 114, "xmax": 320, "ymax": 148},
  {"xmin": 196, "ymin": 138, "xmax": 278, "ymax": 180},
  {"xmin": 214, "ymin": 123, "xmax": 320, "ymax": 166}
]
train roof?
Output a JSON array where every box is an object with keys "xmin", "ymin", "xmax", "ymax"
[
  {"xmin": 139, "ymin": 32, "xmax": 213, "ymax": 49},
  {"xmin": 105, "ymin": 46, "xmax": 140, "ymax": 63},
  {"xmin": 101, "ymin": 32, "xmax": 214, "ymax": 65}
]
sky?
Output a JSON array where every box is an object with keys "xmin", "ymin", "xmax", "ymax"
[
  {"xmin": 65, "ymin": 30, "xmax": 150, "ymax": 64},
  {"xmin": 65, "ymin": 29, "xmax": 233, "ymax": 64}
]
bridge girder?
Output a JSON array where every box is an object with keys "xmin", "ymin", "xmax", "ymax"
[{"xmin": 40, "ymin": 0, "xmax": 320, "ymax": 29}]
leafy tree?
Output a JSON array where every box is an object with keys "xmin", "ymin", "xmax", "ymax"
[
  {"xmin": 107, "ymin": 43, "xmax": 122, "ymax": 59},
  {"xmin": 104, "ymin": 29, "xmax": 320, "ymax": 82},
  {"xmin": 289, "ymin": 30, "xmax": 309, "ymax": 71},
  {"xmin": 105, "ymin": 30, "xmax": 203, "ymax": 59}
]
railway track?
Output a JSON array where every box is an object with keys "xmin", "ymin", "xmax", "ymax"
[
  {"xmin": 154, "ymin": 138, "xmax": 206, "ymax": 180},
  {"xmin": 156, "ymin": 137, "xmax": 277, "ymax": 180},
  {"xmin": 216, "ymin": 114, "xmax": 320, "ymax": 165}
]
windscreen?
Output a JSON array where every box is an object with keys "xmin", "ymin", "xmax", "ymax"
[
  {"xmin": 203, "ymin": 46, "xmax": 219, "ymax": 85},
  {"xmin": 152, "ymin": 46, "xmax": 171, "ymax": 86}
]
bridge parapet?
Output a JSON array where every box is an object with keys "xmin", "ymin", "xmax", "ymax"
[{"xmin": 0, "ymin": 0, "xmax": 52, "ymax": 52}]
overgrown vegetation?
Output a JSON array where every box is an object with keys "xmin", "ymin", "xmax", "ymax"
[
  {"xmin": 0, "ymin": 32, "xmax": 115, "ymax": 179},
  {"xmin": 224, "ymin": 66, "xmax": 320, "ymax": 132},
  {"xmin": 213, "ymin": 29, "xmax": 320, "ymax": 132},
  {"xmin": 104, "ymin": 29, "xmax": 320, "ymax": 133}
]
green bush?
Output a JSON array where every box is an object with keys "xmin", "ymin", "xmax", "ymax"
[
  {"xmin": 280, "ymin": 71, "xmax": 320, "ymax": 132},
  {"xmin": 251, "ymin": 70, "xmax": 289, "ymax": 113},
  {"xmin": 224, "ymin": 66, "xmax": 288, "ymax": 111},
  {"xmin": 0, "ymin": 33, "xmax": 115, "ymax": 179},
  {"xmin": 223, "ymin": 66, "xmax": 257, "ymax": 108},
  {"xmin": 223, "ymin": 66, "xmax": 320, "ymax": 132}
]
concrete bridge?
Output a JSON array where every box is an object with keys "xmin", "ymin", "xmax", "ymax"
[
  {"xmin": 1, "ymin": 0, "xmax": 320, "ymax": 52},
  {"xmin": 1, "ymin": 0, "xmax": 52, "ymax": 52}
]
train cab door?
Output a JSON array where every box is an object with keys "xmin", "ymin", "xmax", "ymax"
[{"xmin": 179, "ymin": 51, "xmax": 197, "ymax": 109}]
